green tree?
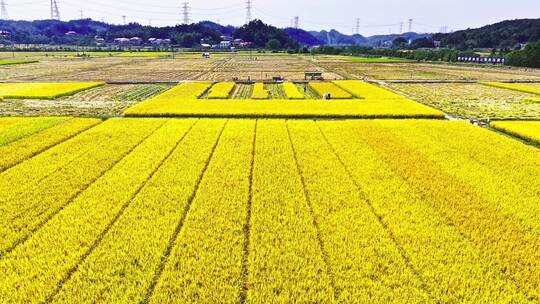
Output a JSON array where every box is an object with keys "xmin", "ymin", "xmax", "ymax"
[
  {"xmin": 266, "ymin": 39, "xmax": 281, "ymax": 51},
  {"xmin": 392, "ymin": 37, "xmax": 408, "ymax": 49},
  {"xmin": 506, "ymin": 41, "xmax": 540, "ymax": 68}
]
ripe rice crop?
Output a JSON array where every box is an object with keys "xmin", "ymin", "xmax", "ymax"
[
  {"xmin": 0, "ymin": 117, "xmax": 67, "ymax": 146},
  {"xmin": 251, "ymin": 83, "xmax": 269, "ymax": 99},
  {"xmin": 0, "ymin": 82, "xmax": 105, "ymax": 100},
  {"xmin": 0, "ymin": 118, "xmax": 163, "ymax": 257},
  {"xmin": 282, "ymin": 82, "xmax": 304, "ymax": 99},
  {"xmin": 1, "ymin": 118, "xmax": 539, "ymax": 303},
  {"xmin": 125, "ymin": 98, "xmax": 444, "ymax": 119},
  {"xmin": 0, "ymin": 118, "xmax": 101, "ymax": 172},
  {"xmin": 480, "ymin": 82, "xmax": 540, "ymax": 95},
  {"xmin": 124, "ymin": 81, "xmax": 445, "ymax": 119},
  {"xmin": 51, "ymin": 119, "xmax": 227, "ymax": 303},
  {"xmin": 308, "ymin": 82, "xmax": 353, "ymax": 99},
  {"xmin": 491, "ymin": 121, "xmax": 540, "ymax": 144},
  {"xmin": 148, "ymin": 82, "xmax": 212, "ymax": 101},
  {"xmin": 334, "ymin": 80, "xmax": 403, "ymax": 99},
  {"xmin": 207, "ymin": 82, "xmax": 235, "ymax": 99}
]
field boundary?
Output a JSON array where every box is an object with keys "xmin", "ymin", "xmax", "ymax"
[
  {"xmin": 286, "ymin": 121, "xmax": 339, "ymax": 301},
  {"xmin": 239, "ymin": 120, "xmax": 257, "ymax": 304}
]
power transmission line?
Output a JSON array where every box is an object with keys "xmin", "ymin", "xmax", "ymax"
[
  {"xmin": 50, "ymin": 0, "xmax": 60, "ymax": 20},
  {"xmin": 0, "ymin": 0, "xmax": 8, "ymax": 20},
  {"xmin": 181, "ymin": 2, "xmax": 190, "ymax": 24},
  {"xmin": 245, "ymin": 0, "xmax": 252, "ymax": 24}
]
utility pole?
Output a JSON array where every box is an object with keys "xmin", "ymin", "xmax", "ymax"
[
  {"xmin": 408, "ymin": 18, "xmax": 413, "ymax": 32},
  {"xmin": 245, "ymin": 0, "xmax": 252, "ymax": 24},
  {"xmin": 181, "ymin": 2, "xmax": 190, "ymax": 24},
  {"xmin": 355, "ymin": 18, "xmax": 360, "ymax": 35},
  {"xmin": 50, "ymin": 0, "xmax": 60, "ymax": 20},
  {"xmin": 0, "ymin": 0, "xmax": 8, "ymax": 20},
  {"xmin": 294, "ymin": 16, "xmax": 299, "ymax": 29}
]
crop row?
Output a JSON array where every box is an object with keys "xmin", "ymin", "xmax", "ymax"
[
  {"xmin": 207, "ymin": 82, "xmax": 236, "ymax": 99},
  {"xmin": 251, "ymin": 83, "xmax": 269, "ymax": 99},
  {"xmin": 0, "ymin": 118, "xmax": 101, "ymax": 172},
  {"xmin": 0, "ymin": 82, "xmax": 105, "ymax": 100},
  {"xmin": 0, "ymin": 117, "xmax": 67, "ymax": 146},
  {"xmin": 111, "ymin": 84, "xmax": 172, "ymax": 102},
  {"xmin": 0, "ymin": 118, "xmax": 164, "ymax": 256},
  {"xmin": 480, "ymin": 82, "xmax": 540, "ymax": 95},
  {"xmin": 50, "ymin": 119, "xmax": 227, "ymax": 303},
  {"xmin": 318, "ymin": 120, "xmax": 537, "ymax": 301},
  {"xmin": 0, "ymin": 119, "xmax": 196, "ymax": 303},
  {"xmin": 282, "ymin": 82, "xmax": 305, "ymax": 99},
  {"xmin": 124, "ymin": 81, "xmax": 445, "ymax": 119},
  {"xmin": 491, "ymin": 120, "xmax": 540, "ymax": 145},
  {"xmin": 0, "ymin": 118, "xmax": 539, "ymax": 303},
  {"xmin": 308, "ymin": 82, "xmax": 353, "ymax": 99},
  {"xmin": 125, "ymin": 98, "xmax": 444, "ymax": 119},
  {"xmin": 333, "ymin": 80, "xmax": 403, "ymax": 99}
]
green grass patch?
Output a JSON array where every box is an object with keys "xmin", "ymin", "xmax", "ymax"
[
  {"xmin": 345, "ymin": 57, "xmax": 416, "ymax": 63},
  {"xmin": 0, "ymin": 59, "xmax": 38, "ymax": 66}
]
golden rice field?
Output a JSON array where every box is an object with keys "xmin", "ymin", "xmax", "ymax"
[
  {"xmin": 124, "ymin": 80, "xmax": 445, "ymax": 119},
  {"xmin": 0, "ymin": 117, "xmax": 539, "ymax": 304},
  {"xmin": 0, "ymin": 82, "xmax": 105, "ymax": 100},
  {"xmin": 0, "ymin": 52, "xmax": 539, "ymax": 303},
  {"xmin": 491, "ymin": 120, "xmax": 540, "ymax": 144},
  {"xmin": 0, "ymin": 84, "xmax": 171, "ymax": 117}
]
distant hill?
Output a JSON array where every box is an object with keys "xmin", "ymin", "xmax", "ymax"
[
  {"xmin": 309, "ymin": 30, "xmax": 368, "ymax": 46},
  {"xmin": 283, "ymin": 28, "xmax": 324, "ymax": 46},
  {"xmin": 308, "ymin": 29, "xmax": 430, "ymax": 47},
  {"xmin": 432, "ymin": 18, "xmax": 540, "ymax": 49},
  {"xmin": 1, "ymin": 18, "xmax": 538, "ymax": 51},
  {"xmin": 0, "ymin": 19, "xmax": 223, "ymax": 47},
  {"xmin": 366, "ymin": 32, "xmax": 432, "ymax": 46}
]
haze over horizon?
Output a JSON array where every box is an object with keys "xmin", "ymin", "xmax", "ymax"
[{"xmin": 3, "ymin": 0, "xmax": 539, "ymax": 36}]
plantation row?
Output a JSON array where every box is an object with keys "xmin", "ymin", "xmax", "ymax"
[
  {"xmin": 201, "ymin": 81, "xmax": 407, "ymax": 100},
  {"xmin": 0, "ymin": 117, "xmax": 539, "ymax": 303},
  {"xmin": 0, "ymin": 82, "xmax": 105, "ymax": 100},
  {"xmin": 124, "ymin": 80, "xmax": 446, "ymax": 119}
]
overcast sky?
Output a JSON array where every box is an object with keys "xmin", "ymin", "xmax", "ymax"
[{"xmin": 4, "ymin": 0, "xmax": 539, "ymax": 36}]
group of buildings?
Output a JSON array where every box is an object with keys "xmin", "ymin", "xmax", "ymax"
[
  {"xmin": 200, "ymin": 35, "xmax": 253, "ymax": 49},
  {"xmin": 105, "ymin": 37, "xmax": 171, "ymax": 47}
]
